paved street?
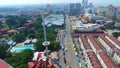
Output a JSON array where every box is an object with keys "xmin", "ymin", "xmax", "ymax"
[
  {"xmin": 63, "ymin": 35, "xmax": 80, "ymax": 68},
  {"xmin": 58, "ymin": 30, "xmax": 68, "ymax": 68},
  {"xmin": 58, "ymin": 49, "xmax": 66, "ymax": 68},
  {"xmin": 58, "ymin": 15, "xmax": 81, "ymax": 68},
  {"xmin": 73, "ymin": 38, "xmax": 87, "ymax": 68},
  {"xmin": 63, "ymin": 15, "xmax": 80, "ymax": 68}
]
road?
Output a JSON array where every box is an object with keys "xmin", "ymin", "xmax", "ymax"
[
  {"xmin": 63, "ymin": 35, "xmax": 80, "ymax": 68},
  {"xmin": 73, "ymin": 38, "xmax": 87, "ymax": 68},
  {"xmin": 58, "ymin": 15, "xmax": 81, "ymax": 68},
  {"xmin": 63, "ymin": 14, "xmax": 80, "ymax": 68},
  {"xmin": 67, "ymin": 14, "xmax": 86, "ymax": 68},
  {"xmin": 59, "ymin": 48, "xmax": 66, "ymax": 68},
  {"xmin": 58, "ymin": 30, "xmax": 67, "ymax": 68}
]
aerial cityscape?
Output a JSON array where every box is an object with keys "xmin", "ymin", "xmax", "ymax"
[{"xmin": 0, "ymin": 0, "xmax": 120, "ymax": 68}]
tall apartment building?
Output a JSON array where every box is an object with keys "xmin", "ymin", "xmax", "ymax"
[
  {"xmin": 82, "ymin": 0, "xmax": 88, "ymax": 8},
  {"xmin": 69, "ymin": 3, "xmax": 81, "ymax": 15}
]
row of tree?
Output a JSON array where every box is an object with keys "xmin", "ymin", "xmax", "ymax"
[
  {"xmin": 100, "ymin": 26, "xmax": 120, "ymax": 30},
  {"xmin": 112, "ymin": 32, "xmax": 120, "ymax": 38},
  {"xmin": 5, "ymin": 49, "xmax": 33, "ymax": 68},
  {"xmin": 0, "ymin": 15, "xmax": 31, "ymax": 29},
  {"xmin": 0, "ymin": 45, "xmax": 11, "ymax": 60}
]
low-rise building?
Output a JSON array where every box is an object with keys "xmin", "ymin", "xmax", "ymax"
[
  {"xmin": 0, "ymin": 28, "xmax": 7, "ymax": 35},
  {"xmin": 45, "ymin": 14, "xmax": 64, "ymax": 26},
  {"xmin": 24, "ymin": 22, "xmax": 33, "ymax": 28},
  {"xmin": 76, "ymin": 32, "xmax": 119, "ymax": 68},
  {"xmin": 7, "ymin": 29, "xmax": 14, "ymax": 34},
  {"xmin": 24, "ymin": 39, "xmax": 37, "ymax": 45}
]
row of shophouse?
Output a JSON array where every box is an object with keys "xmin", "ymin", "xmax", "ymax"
[{"xmin": 76, "ymin": 32, "xmax": 120, "ymax": 68}]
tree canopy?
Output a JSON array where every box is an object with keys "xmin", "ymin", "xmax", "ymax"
[
  {"xmin": 5, "ymin": 15, "xmax": 30, "ymax": 29},
  {"xmin": 6, "ymin": 49, "xmax": 33, "ymax": 68},
  {"xmin": 34, "ymin": 39, "xmax": 45, "ymax": 51},
  {"xmin": 112, "ymin": 32, "xmax": 120, "ymax": 38},
  {"xmin": 12, "ymin": 33, "xmax": 26, "ymax": 43},
  {"xmin": 0, "ymin": 45, "xmax": 10, "ymax": 59}
]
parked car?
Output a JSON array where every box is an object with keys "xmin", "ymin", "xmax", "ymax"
[
  {"xmin": 63, "ymin": 56, "xmax": 67, "ymax": 63},
  {"xmin": 76, "ymin": 56, "xmax": 80, "ymax": 62}
]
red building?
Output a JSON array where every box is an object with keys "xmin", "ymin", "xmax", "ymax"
[
  {"xmin": 28, "ymin": 60, "xmax": 57, "ymax": 68},
  {"xmin": 24, "ymin": 22, "xmax": 33, "ymax": 28},
  {"xmin": 75, "ymin": 31, "xmax": 119, "ymax": 68},
  {"xmin": 0, "ymin": 28, "xmax": 7, "ymax": 35}
]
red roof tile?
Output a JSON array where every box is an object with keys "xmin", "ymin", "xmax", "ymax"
[
  {"xmin": 0, "ymin": 59, "xmax": 11, "ymax": 68},
  {"xmin": 0, "ymin": 28, "xmax": 7, "ymax": 31},
  {"xmin": 87, "ymin": 52, "xmax": 102, "ymax": 68},
  {"xmin": 28, "ymin": 62, "xmax": 35, "ymax": 68},
  {"xmin": 24, "ymin": 22, "xmax": 33, "ymax": 27},
  {"xmin": 92, "ymin": 65, "xmax": 102, "ymax": 68},
  {"xmin": 99, "ymin": 35, "xmax": 117, "ymax": 50},
  {"xmin": 88, "ymin": 35, "xmax": 103, "ymax": 50},
  {"xmin": 90, "ymin": 58, "xmax": 99, "ymax": 62},
  {"xmin": 98, "ymin": 52, "xmax": 118, "ymax": 68},
  {"xmin": 73, "ymin": 30, "xmax": 104, "ymax": 37},
  {"xmin": 28, "ymin": 60, "xmax": 57, "ymax": 68},
  {"xmin": 80, "ymin": 35, "xmax": 92, "ymax": 50},
  {"xmin": 7, "ymin": 29, "xmax": 14, "ymax": 33},
  {"xmin": 117, "ymin": 52, "xmax": 120, "ymax": 57},
  {"xmin": 106, "ymin": 34, "xmax": 120, "ymax": 47}
]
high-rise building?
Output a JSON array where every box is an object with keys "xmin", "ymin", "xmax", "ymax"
[
  {"xmin": 76, "ymin": 3, "xmax": 81, "ymax": 9},
  {"xmin": 46, "ymin": 4, "xmax": 51, "ymax": 12},
  {"xmin": 70, "ymin": 3, "xmax": 81, "ymax": 15},
  {"xmin": 70, "ymin": 3, "xmax": 75, "ymax": 9},
  {"xmin": 107, "ymin": 5, "xmax": 118, "ymax": 18},
  {"xmin": 82, "ymin": 0, "xmax": 88, "ymax": 8},
  {"xmin": 88, "ymin": 3, "xmax": 93, "ymax": 7}
]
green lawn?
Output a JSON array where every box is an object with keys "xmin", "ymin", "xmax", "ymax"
[{"xmin": 50, "ymin": 14, "xmax": 63, "ymax": 16}]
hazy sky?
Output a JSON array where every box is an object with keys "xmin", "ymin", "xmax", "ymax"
[{"xmin": 0, "ymin": 0, "xmax": 119, "ymax": 6}]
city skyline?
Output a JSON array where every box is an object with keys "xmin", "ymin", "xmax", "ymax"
[{"xmin": 0, "ymin": 0, "xmax": 119, "ymax": 7}]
